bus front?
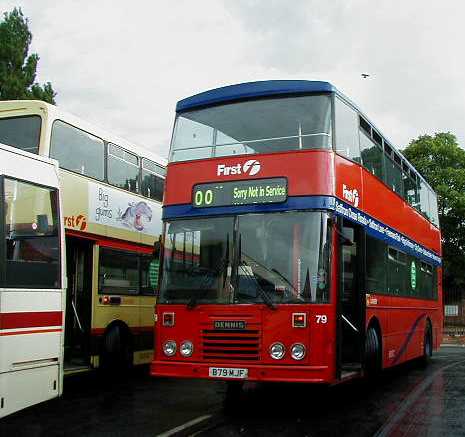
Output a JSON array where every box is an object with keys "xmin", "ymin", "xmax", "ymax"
[{"xmin": 151, "ymin": 81, "xmax": 339, "ymax": 383}]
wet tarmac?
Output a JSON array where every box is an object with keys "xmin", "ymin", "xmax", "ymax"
[{"xmin": 2, "ymin": 347, "xmax": 465, "ymax": 436}]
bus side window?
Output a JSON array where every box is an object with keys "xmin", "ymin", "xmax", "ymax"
[
  {"xmin": 50, "ymin": 120, "xmax": 105, "ymax": 181},
  {"xmin": 360, "ymin": 130, "xmax": 384, "ymax": 180},
  {"xmin": 107, "ymin": 143, "xmax": 140, "ymax": 194},
  {"xmin": 418, "ymin": 180, "xmax": 430, "ymax": 220},
  {"xmin": 335, "ymin": 98, "xmax": 360, "ymax": 163},
  {"xmin": 141, "ymin": 158, "xmax": 165, "ymax": 202},
  {"xmin": 387, "ymin": 247, "xmax": 406, "ymax": 295},
  {"xmin": 365, "ymin": 235, "xmax": 386, "ymax": 294}
]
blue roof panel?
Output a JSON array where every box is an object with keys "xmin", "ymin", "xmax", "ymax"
[{"xmin": 176, "ymin": 80, "xmax": 336, "ymax": 112}]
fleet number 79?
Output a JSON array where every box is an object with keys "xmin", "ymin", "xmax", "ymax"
[{"xmin": 316, "ymin": 315, "xmax": 328, "ymax": 324}]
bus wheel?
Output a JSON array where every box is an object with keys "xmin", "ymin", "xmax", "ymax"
[
  {"xmin": 101, "ymin": 325, "xmax": 132, "ymax": 372},
  {"xmin": 365, "ymin": 325, "xmax": 381, "ymax": 376}
]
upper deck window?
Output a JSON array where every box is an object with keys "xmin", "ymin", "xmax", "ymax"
[
  {"xmin": 50, "ymin": 120, "xmax": 105, "ymax": 180},
  {"xmin": 0, "ymin": 115, "xmax": 41, "ymax": 154},
  {"xmin": 107, "ymin": 143, "xmax": 140, "ymax": 193},
  {"xmin": 170, "ymin": 95, "xmax": 332, "ymax": 162},
  {"xmin": 141, "ymin": 158, "xmax": 165, "ymax": 202},
  {"xmin": 335, "ymin": 98, "xmax": 360, "ymax": 162}
]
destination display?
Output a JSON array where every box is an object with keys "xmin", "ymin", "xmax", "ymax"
[{"xmin": 192, "ymin": 177, "xmax": 287, "ymax": 208}]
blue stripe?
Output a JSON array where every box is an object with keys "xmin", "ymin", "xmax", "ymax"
[
  {"xmin": 391, "ymin": 313, "xmax": 427, "ymax": 365},
  {"xmin": 176, "ymin": 80, "xmax": 335, "ymax": 112},
  {"xmin": 163, "ymin": 196, "xmax": 335, "ymax": 219},
  {"xmin": 334, "ymin": 199, "xmax": 441, "ymax": 266},
  {"xmin": 163, "ymin": 195, "xmax": 441, "ymax": 266}
]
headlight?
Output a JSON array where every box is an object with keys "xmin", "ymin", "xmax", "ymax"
[
  {"xmin": 291, "ymin": 343, "xmax": 306, "ymax": 360},
  {"xmin": 180, "ymin": 341, "xmax": 194, "ymax": 357},
  {"xmin": 269, "ymin": 342, "xmax": 285, "ymax": 360},
  {"xmin": 163, "ymin": 340, "xmax": 177, "ymax": 357}
]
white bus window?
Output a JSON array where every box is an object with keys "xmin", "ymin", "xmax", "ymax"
[
  {"xmin": 0, "ymin": 115, "xmax": 41, "ymax": 154},
  {"xmin": 50, "ymin": 120, "xmax": 104, "ymax": 180},
  {"xmin": 4, "ymin": 178, "xmax": 60, "ymax": 288},
  {"xmin": 107, "ymin": 143, "xmax": 140, "ymax": 193}
]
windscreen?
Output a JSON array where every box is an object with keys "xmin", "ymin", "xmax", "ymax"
[
  {"xmin": 160, "ymin": 217, "xmax": 234, "ymax": 304},
  {"xmin": 159, "ymin": 211, "xmax": 332, "ymax": 304},
  {"xmin": 170, "ymin": 95, "xmax": 332, "ymax": 162},
  {"xmin": 3, "ymin": 178, "xmax": 60, "ymax": 288}
]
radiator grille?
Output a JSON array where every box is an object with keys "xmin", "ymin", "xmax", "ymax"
[{"xmin": 201, "ymin": 328, "xmax": 261, "ymax": 361}]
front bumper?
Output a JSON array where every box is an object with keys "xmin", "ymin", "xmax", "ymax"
[{"xmin": 151, "ymin": 360, "xmax": 331, "ymax": 383}]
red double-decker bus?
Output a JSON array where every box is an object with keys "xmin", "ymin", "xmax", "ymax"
[{"xmin": 151, "ymin": 81, "xmax": 442, "ymax": 385}]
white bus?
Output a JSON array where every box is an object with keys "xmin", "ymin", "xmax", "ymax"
[
  {"xmin": 0, "ymin": 101, "xmax": 166, "ymax": 373},
  {"xmin": 0, "ymin": 143, "xmax": 65, "ymax": 418}
]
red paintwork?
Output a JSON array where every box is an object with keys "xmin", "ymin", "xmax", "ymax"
[
  {"xmin": 0, "ymin": 311, "xmax": 63, "ymax": 330},
  {"xmin": 164, "ymin": 150, "xmax": 334, "ymax": 206},
  {"xmin": 334, "ymin": 155, "xmax": 441, "ymax": 254},
  {"xmin": 66, "ymin": 229, "xmax": 153, "ymax": 254},
  {"xmin": 152, "ymin": 149, "xmax": 442, "ymax": 384},
  {"xmin": 151, "ymin": 304, "xmax": 336, "ymax": 383},
  {"xmin": 0, "ymin": 328, "xmax": 62, "ymax": 337}
]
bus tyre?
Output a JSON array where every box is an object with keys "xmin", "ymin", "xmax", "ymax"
[
  {"xmin": 421, "ymin": 324, "xmax": 433, "ymax": 366},
  {"xmin": 365, "ymin": 325, "xmax": 381, "ymax": 376},
  {"xmin": 101, "ymin": 325, "xmax": 132, "ymax": 372}
]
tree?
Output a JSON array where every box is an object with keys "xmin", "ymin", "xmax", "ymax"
[
  {"xmin": 403, "ymin": 132, "xmax": 465, "ymax": 290},
  {"xmin": 0, "ymin": 7, "xmax": 56, "ymax": 103}
]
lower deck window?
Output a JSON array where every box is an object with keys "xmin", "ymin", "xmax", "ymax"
[
  {"xmin": 365, "ymin": 234, "xmax": 437, "ymax": 299},
  {"xmin": 98, "ymin": 247, "xmax": 157, "ymax": 295}
]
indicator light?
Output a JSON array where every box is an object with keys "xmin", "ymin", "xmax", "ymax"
[
  {"xmin": 102, "ymin": 295, "xmax": 110, "ymax": 305},
  {"xmin": 163, "ymin": 312, "xmax": 175, "ymax": 327},
  {"xmin": 292, "ymin": 313, "xmax": 307, "ymax": 328}
]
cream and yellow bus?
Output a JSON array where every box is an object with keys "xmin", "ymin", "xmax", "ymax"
[{"xmin": 0, "ymin": 101, "xmax": 166, "ymax": 373}]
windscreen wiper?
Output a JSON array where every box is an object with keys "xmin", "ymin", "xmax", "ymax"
[
  {"xmin": 238, "ymin": 259, "xmax": 276, "ymax": 310},
  {"xmin": 186, "ymin": 262, "xmax": 223, "ymax": 309},
  {"xmin": 270, "ymin": 268, "xmax": 302, "ymax": 301},
  {"xmin": 234, "ymin": 234, "xmax": 275, "ymax": 310}
]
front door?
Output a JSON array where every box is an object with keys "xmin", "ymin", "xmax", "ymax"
[
  {"xmin": 64, "ymin": 237, "xmax": 93, "ymax": 369},
  {"xmin": 338, "ymin": 219, "xmax": 365, "ymax": 376}
]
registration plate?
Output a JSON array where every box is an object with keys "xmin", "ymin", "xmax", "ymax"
[{"xmin": 208, "ymin": 367, "xmax": 248, "ymax": 379}]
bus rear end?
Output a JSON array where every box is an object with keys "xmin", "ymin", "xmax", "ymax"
[{"xmin": 151, "ymin": 81, "xmax": 342, "ymax": 384}]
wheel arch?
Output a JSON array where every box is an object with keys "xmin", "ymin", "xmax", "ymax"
[
  {"xmin": 100, "ymin": 319, "xmax": 134, "ymax": 364},
  {"xmin": 103, "ymin": 319, "xmax": 134, "ymax": 346}
]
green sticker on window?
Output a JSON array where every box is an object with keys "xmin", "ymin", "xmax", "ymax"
[{"xmin": 411, "ymin": 261, "xmax": 417, "ymax": 290}]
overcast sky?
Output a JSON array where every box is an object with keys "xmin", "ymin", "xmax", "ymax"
[{"xmin": 4, "ymin": 1, "xmax": 465, "ymax": 158}]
